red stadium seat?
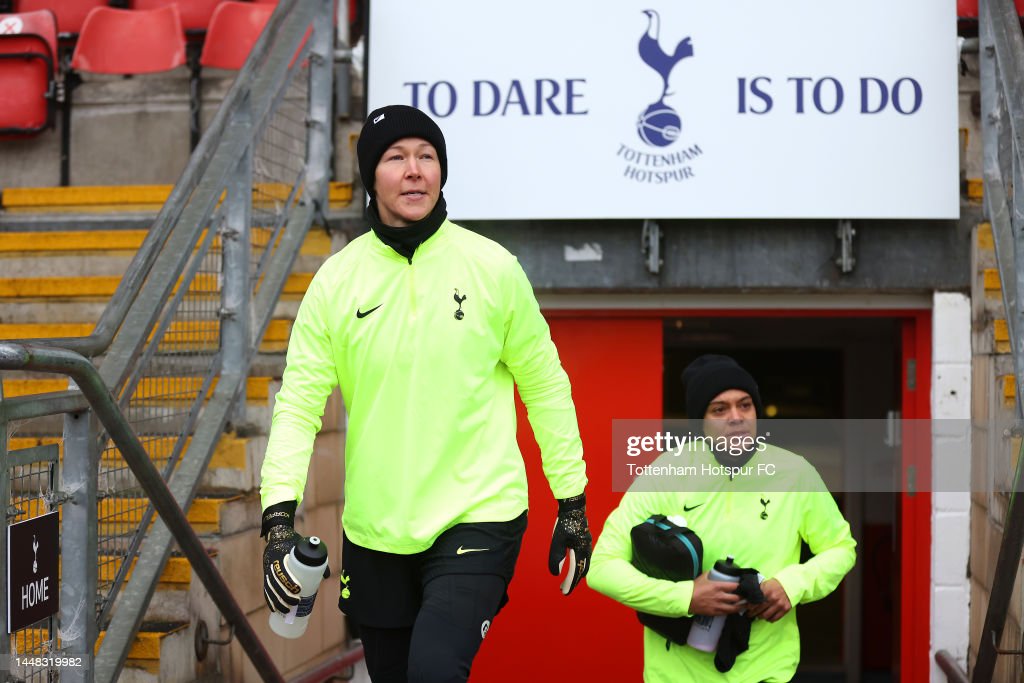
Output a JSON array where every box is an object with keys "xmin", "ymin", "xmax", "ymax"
[
  {"xmin": 70, "ymin": 5, "xmax": 185, "ymax": 74},
  {"xmin": 199, "ymin": 1, "xmax": 273, "ymax": 70},
  {"xmin": 130, "ymin": 0, "xmax": 223, "ymax": 32},
  {"xmin": 0, "ymin": 9, "xmax": 57, "ymax": 135},
  {"xmin": 957, "ymin": 0, "xmax": 1024, "ymax": 17},
  {"xmin": 14, "ymin": 0, "xmax": 109, "ymax": 37}
]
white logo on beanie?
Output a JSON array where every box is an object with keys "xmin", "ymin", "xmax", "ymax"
[
  {"xmin": 373, "ymin": 113, "xmax": 386, "ymax": 124},
  {"xmin": 481, "ymin": 620, "xmax": 491, "ymax": 639}
]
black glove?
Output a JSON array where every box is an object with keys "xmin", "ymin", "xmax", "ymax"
[
  {"xmin": 261, "ymin": 501, "xmax": 302, "ymax": 613},
  {"xmin": 548, "ymin": 493, "xmax": 593, "ymax": 595},
  {"xmin": 714, "ymin": 613, "xmax": 753, "ymax": 673},
  {"xmin": 714, "ymin": 567, "xmax": 764, "ymax": 672}
]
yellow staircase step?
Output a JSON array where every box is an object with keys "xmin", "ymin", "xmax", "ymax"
[
  {"xmin": 0, "ymin": 319, "xmax": 293, "ymax": 352},
  {"xmin": 1, "ymin": 181, "xmax": 351, "ymax": 212},
  {"xmin": 328, "ymin": 180, "xmax": 353, "ymax": 205},
  {"xmin": 0, "ymin": 323, "xmax": 94, "ymax": 338},
  {"xmin": 0, "ymin": 273, "xmax": 314, "ymax": 298},
  {"xmin": 968, "ymin": 178, "xmax": 984, "ymax": 201},
  {"xmin": 98, "ymin": 553, "xmax": 203, "ymax": 586},
  {"xmin": 7, "ymin": 435, "xmax": 249, "ymax": 471},
  {"xmin": 1004, "ymin": 375, "xmax": 1017, "ymax": 406},
  {"xmin": 2, "ymin": 185, "xmax": 173, "ymax": 210},
  {"xmin": 2, "ymin": 376, "xmax": 272, "ymax": 401},
  {"xmin": 95, "ymin": 622, "xmax": 189, "ymax": 670},
  {"xmin": 977, "ymin": 222, "xmax": 993, "ymax": 250},
  {"xmin": 0, "ymin": 276, "xmax": 123, "ymax": 298},
  {"xmin": 96, "ymin": 496, "xmax": 236, "ymax": 526},
  {"xmin": 0, "ymin": 228, "xmax": 331, "ymax": 256},
  {"xmin": 995, "ymin": 319, "xmax": 1011, "ymax": 354},
  {"xmin": 984, "ymin": 268, "xmax": 1002, "ymax": 293},
  {"xmin": 14, "ymin": 623, "xmax": 186, "ymax": 669},
  {"xmin": 9, "ymin": 496, "xmax": 238, "ymax": 530}
]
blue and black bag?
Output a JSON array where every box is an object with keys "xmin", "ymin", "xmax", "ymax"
[{"xmin": 630, "ymin": 514, "xmax": 703, "ymax": 646}]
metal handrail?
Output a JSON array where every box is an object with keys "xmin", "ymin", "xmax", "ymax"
[
  {"xmin": 0, "ymin": 342, "xmax": 284, "ymax": 683},
  {"xmin": 936, "ymin": 649, "xmax": 970, "ymax": 683},
  {"xmin": 975, "ymin": 0, "xmax": 1024, "ymax": 680}
]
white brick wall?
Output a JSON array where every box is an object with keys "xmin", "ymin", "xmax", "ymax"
[{"xmin": 931, "ymin": 292, "xmax": 972, "ymax": 681}]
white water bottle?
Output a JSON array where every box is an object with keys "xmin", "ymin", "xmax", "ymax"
[
  {"xmin": 269, "ymin": 536, "xmax": 329, "ymax": 639},
  {"xmin": 686, "ymin": 555, "xmax": 742, "ymax": 652}
]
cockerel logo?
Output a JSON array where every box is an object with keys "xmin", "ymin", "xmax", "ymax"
[{"xmin": 636, "ymin": 10, "xmax": 694, "ymax": 147}]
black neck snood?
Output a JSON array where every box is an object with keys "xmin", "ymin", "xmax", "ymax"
[{"xmin": 368, "ymin": 194, "xmax": 448, "ymax": 264}]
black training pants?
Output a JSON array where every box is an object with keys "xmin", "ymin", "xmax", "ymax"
[{"xmin": 358, "ymin": 573, "xmax": 507, "ymax": 683}]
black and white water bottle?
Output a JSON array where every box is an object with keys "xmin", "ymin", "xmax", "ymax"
[
  {"xmin": 268, "ymin": 536, "xmax": 329, "ymax": 639},
  {"xmin": 686, "ymin": 555, "xmax": 742, "ymax": 652}
]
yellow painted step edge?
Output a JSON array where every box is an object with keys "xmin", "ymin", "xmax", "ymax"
[
  {"xmin": 7, "ymin": 435, "xmax": 249, "ymax": 471},
  {"xmin": 3, "ymin": 377, "xmax": 272, "ymax": 401},
  {"xmin": 12, "ymin": 625, "xmax": 185, "ymax": 665},
  {"xmin": 95, "ymin": 623, "xmax": 189, "ymax": 661},
  {"xmin": 2, "ymin": 185, "xmax": 173, "ymax": 208},
  {"xmin": 328, "ymin": 181, "xmax": 353, "ymax": 205},
  {"xmin": 995, "ymin": 319, "xmax": 1011, "ymax": 354},
  {"xmin": 0, "ymin": 229, "xmax": 331, "ymax": 255},
  {"xmin": 0, "ymin": 319, "xmax": 292, "ymax": 345},
  {"xmin": 3, "ymin": 181, "xmax": 351, "ymax": 209},
  {"xmin": 985, "ymin": 268, "xmax": 1002, "ymax": 292},
  {"xmin": 0, "ymin": 273, "xmax": 313, "ymax": 298},
  {"xmin": 12, "ymin": 496, "xmax": 239, "ymax": 526},
  {"xmin": 98, "ymin": 554, "xmax": 194, "ymax": 585},
  {"xmin": 977, "ymin": 222, "xmax": 993, "ymax": 250},
  {"xmin": 97, "ymin": 496, "xmax": 238, "ymax": 526},
  {"xmin": 967, "ymin": 178, "xmax": 984, "ymax": 201},
  {"xmin": 996, "ymin": 319, "xmax": 1010, "ymax": 343}
]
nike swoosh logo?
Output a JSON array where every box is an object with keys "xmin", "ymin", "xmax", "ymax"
[
  {"xmin": 456, "ymin": 546, "xmax": 489, "ymax": 555},
  {"xmin": 683, "ymin": 503, "xmax": 703, "ymax": 512},
  {"xmin": 356, "ymin": 304, "xmax": 382, "ymax": 319}
]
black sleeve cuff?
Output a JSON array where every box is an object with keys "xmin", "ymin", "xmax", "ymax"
[
  {"xmin": 557, "ymin": 492, "xmax": 586, "ymax": 513},
  {"xmin": 261, "ymin": 500, "xmax": 297, "ymax": 538}
]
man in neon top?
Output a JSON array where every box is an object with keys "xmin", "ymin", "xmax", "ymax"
[
  {"xmin": 258, "ymin": 105, "xmax": 592, "ymax": 682},
  {"xmin": 589, "ymin": 354, "xmax": 856, "ymax": 682}
]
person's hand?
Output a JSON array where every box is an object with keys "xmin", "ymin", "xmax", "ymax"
[
  {"xmin": 688, "ymin": 572, "xmax": 745, "ymax": 616},
  {"xmin": 548, "ymin": 493, "xmax": 593, "ymax": 595},
  {"xmin": 744, "ymin": 578, "xmax": 791, "ymax": 622},
  {"xmin": 261, "ymin": 501, "xmax": 302, "ymax": 613}
]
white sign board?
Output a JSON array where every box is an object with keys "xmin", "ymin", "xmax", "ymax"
[{"xmin": 367, "ymin": 0, "xmax": 958, "ymax": 220}]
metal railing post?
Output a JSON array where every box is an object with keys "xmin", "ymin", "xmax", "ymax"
[
  {"xmin": 59, "ymin": 408, "xmax": 98, "ymax": 683},
  {"xmin": 221, "ymin": 99, "xmax": 254, "ymax": 426},
  {"xmin": 0, "ymin": 384, "xmax": 10, "ymax": 669},
  {"xmin": 306, "ymin": 0, "xmax": 335, "ymax": 210}
]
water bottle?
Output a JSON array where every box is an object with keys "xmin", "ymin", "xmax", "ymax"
[
  {"xmin": 269, "ymin": 536, "xmax": 329, "ymax": 639},
  {"xmin": 686, "ymin": 555, "xmax": 742, "ymax": 652}
]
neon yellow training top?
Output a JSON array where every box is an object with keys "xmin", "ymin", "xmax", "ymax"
[
  {"xmin": 588, "ymin": 443, "xmax": 856, "ymax": 682},
  {"xmin": 260, "ymin": 219, "xmax": 587, "ymax": 553}
]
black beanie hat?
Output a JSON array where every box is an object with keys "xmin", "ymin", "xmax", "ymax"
[
  {"xmin": 681, "ymin": 354, "xmax": 764, "ymax": 420},
  {"xmin": 357, "ymin": 104, "xmax": 448, "ymax": 197}
]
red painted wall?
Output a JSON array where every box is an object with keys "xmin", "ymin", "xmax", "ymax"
[{"xmin": 471, "ymin": 316, "xmax": 663, "ymax": 680}]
